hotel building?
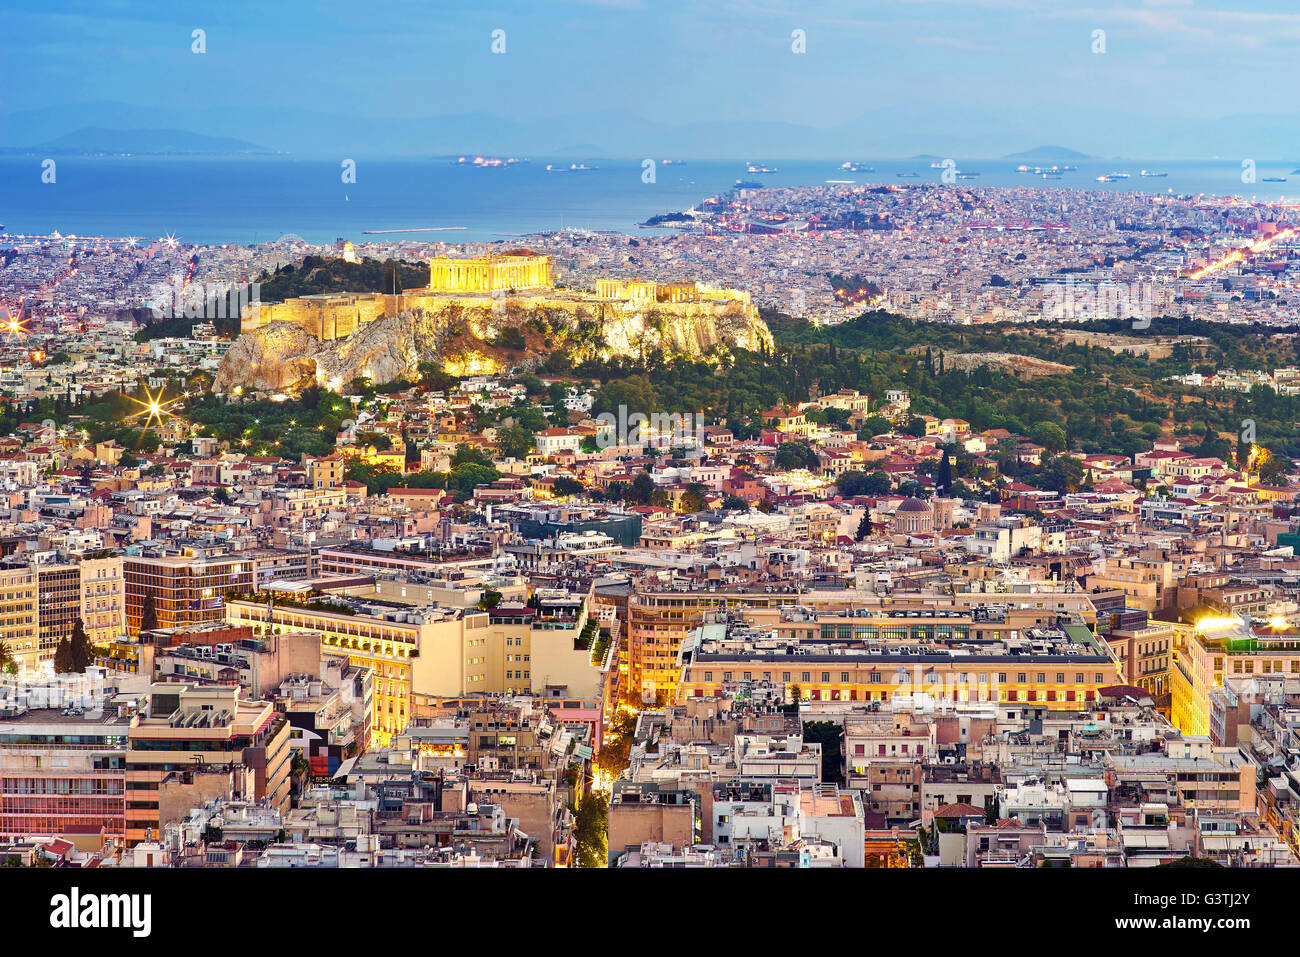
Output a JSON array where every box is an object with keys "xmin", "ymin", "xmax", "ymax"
[
  {"xmin": 676, "ymin": 614, "xmax": 1122, "ymax": 710},
  {"xmin": 124, "ymin": 554, "xmax": 255, "ymax": 635}
]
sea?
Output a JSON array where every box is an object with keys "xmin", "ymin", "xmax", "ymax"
[{"xmin": 2, "ymin": 155, "xmax": 1298, "ymax": 247}]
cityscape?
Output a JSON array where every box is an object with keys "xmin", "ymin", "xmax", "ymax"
[{"xmin": 3, "ymin": 0, "xmax": 1300, "ymax": 937}]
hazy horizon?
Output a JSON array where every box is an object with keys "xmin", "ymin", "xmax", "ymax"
[{"xmin": 4, "ymin": 1, "xmax": 1300, "ymax": 161}]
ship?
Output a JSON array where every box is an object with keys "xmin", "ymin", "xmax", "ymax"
[
  {"xmin": 840, "ymin": 162, "xmax": 874, "ymax": 172},
  {"xmin": 1108, "ymin": 171, "xmax": 1131, "ymax": 179},
  {"xmin": 896, "ymin": 171, "xmax": 920, "ymax": 178},
  {"xmin": 956, "ymin": 172, "xmax": 980, "ymax": 179},
  {"xmin": 747, "ymin": 163, "xmax": 777, "ymax": 173},
  {"xmin": 1140, "ymin": 170, "xmax": 1167, "ymax": 177},
  {"xmin": 825, "ymin": 179, "xmax": 855, "ymax": 185},
  {"xmin": 1096, "ymin": 175, "xmax": 1115, "ymax": 183},
  {"xmin": 1262, "ymin": 176, "xmax": 1288, "ymax": 183}
]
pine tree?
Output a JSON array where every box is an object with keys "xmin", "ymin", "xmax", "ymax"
[
  {"xmin": 140, "ymin": 593, "xmax": 158, "ymax": 634},
  {"xmin": 856, "ymin": 512, "xmax": 873, "ymax": 541}
]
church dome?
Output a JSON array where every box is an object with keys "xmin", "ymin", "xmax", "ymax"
[{"xmin": 897, "ymin": 497, "xmax": 930, "ymax": 513}]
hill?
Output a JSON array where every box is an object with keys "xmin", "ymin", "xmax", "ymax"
[
  {"xmin": 1002, "ymin": 145, "xmax": 1091, "ymax": 160},
  {"xmin": 28, "ymin": 127, "xmax": 271, "ymax": 155},
  {"xmin": 256, "ymin": 257, "xmax": 432, "ymax": 300}
]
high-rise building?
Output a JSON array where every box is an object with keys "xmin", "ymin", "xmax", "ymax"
[
  {"xmin": 36, "ymin": 564, "xmax": 80, "ymax": 665},
  {"xmin": 123, "ymin": 554, "xmax": 254, "ymax": 635}
]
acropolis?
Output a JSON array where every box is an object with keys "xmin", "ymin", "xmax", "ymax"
[{"xmin": 240, "ymin": 251, "xmax": 759, "ymax": 343}]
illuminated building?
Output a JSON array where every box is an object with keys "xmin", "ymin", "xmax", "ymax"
[
  {"xmin": 429, "ymin": 253, "xmax": 552, "ymax": 293},
  {"xmin": 224, "ymin": 595, "xmax": 489, "ymax": 746},
  {"xmin": 676, "ymin": 615, "xmax": 1121, "ymax": 711},
  {"xmin": 625, "ymin": 585, "xmax": 1103, "ymax": 706},
  {"xmin": 0, "ymin": 568, "xmax": 39, "ymax": 671},
  {"xmin": 124, "ymin": 554, "xmax": 254, "ymax": 635},
  {"xmin": 1171, "ymin": 616, "xmax": 1300, "ymax": 737},
  {"xmin": 238, "ymin": 251, "xmax": 768, "ymax": 357},
  {"xmin": 80, "ymin": 555, "xmax": 127, "ymax": 647},
  {"xmin": 0, "ymin": 702, "xmax": 128, "ymax": 840}
]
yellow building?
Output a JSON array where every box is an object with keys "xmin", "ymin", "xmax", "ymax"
[
  {"xmin": 80, "ymin": 555, "xmax": 127, "ymax": 647},
  {"xmin": 677, "ymin": 620, "xmax": 1121, "ymax": 710},
  {"xmin": 0, "ymin": 568, "xmax": 40, "ymax": 671},
  {"xmin": 479, "ymin": 593, "xmax": 604, "ymax": 698},
  {"xmin": 1172, "ymin": 618, "xmax": 1300, "ymax": 737},
  {"xmin": 225, "ymin": 596, "xmax": 487, "ymax": 747}
]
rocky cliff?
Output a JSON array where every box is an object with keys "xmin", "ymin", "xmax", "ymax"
[{"xmin": 213, "ymin": 294, "xmax": 774, "ymax": 393}]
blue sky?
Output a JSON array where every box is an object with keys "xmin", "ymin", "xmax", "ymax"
[{"xmin": 3, "ymin": 0, "xmax": 1299, "ymax": 157}]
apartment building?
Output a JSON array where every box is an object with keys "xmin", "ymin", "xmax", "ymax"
[
  {"xmin": 0, "ymin": 567, "xmax": 39, "ymax": 671},
  {"xmin": 677, "ymin": 618, "xmax": 1122, "ymax": 711},
  {"xmin": 80, "ymin": 554, "xmax": 127, "ymax": 646},
  {"xmin": 224, "ymin": 595, "xmax": 489, "ymax": 745},
  {"xmin": 125, "ymin": 683, "xmax": 291, "ymax": 845},
  {"xmin": 0, "ymin": 705, "xmax": 130, "ymax": 840},
  {"xmin": 36, "ymin": 564, "xmax": 80, "ymax": 667},
  {"xmin": 1172, "ymin": 619, "xmax": 1300, "ymax": 737}
]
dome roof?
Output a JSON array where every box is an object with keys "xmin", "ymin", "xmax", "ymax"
[{"xmin": 897, "ymin": 497, "xmax": 931, "ymax": 512}]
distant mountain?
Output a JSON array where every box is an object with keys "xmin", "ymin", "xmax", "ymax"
[
  {"xmin": 1002, "ymin": 145, "xmax": 1092, "ymax": 160},
  {"xmin": 5, "ymin": 102, "xmax": 1300, "ymax": 160},
  {"xmin": 25, "ymin": 127, "xmax": 272, "ymax": 155}
]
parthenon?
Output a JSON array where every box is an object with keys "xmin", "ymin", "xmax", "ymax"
[{"xmin": 429, "ymin": 253, "xmax": 553, "ymax": 293}]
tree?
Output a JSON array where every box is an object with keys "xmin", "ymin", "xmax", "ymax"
[
  {"xmin": 69, "ymin": 618, "xmax": 94, "ymax": 672},
  {"xmin": 1030, "ymin": 421, "xmax": 1068, "ymax": 454},
  {"xmin": 496, "ymin": 424, "xmax": 535, "ymax": 461},
  {"xmin": 856, "ymin": 511, "xmax": 873, "ymax": 541},
  {"xmin": 140, "ymin": 593, "xmax": 158, "ymax": 634},
  {"xmin": 53, "ymin": 637, "xmax": 75, "ymax": 674},
  {"xmin": 775, "ymin": 441, "xmax": 818, "ymax": 471},
  {"xmin": 0, "ymin": 640, "xmax": 14, "ymax": 674},
  {"xmin": 550, "ymin": 476, "xmax": 585, "ymax": 498},
  {"xmin": 721, "ymin": 494, "xmax": 749, "ymax": 511},
  {"xmin": 571, "ymin": 792, "xmax": 609, "ymax": 868},
  {"xmin": 678, "ymin": 483, "xmax": 708, "ymax": 513},
  {"xmin": 837, "ymin": 469, "xmax": 892, "ymax": 497},
  {"xmin": 936, "ymin": 447, "xmax": 953, "ymax": 496},
  {"xmin": 627, "ymin": 472, "xmax": 655, "ymax": 505}
]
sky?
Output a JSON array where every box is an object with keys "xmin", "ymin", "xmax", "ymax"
[{"xmin": 2, "ymin": 0, "xmax": 1300, "ymax": 158}]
